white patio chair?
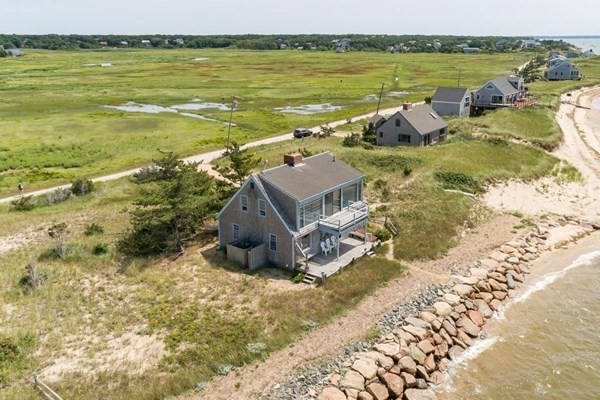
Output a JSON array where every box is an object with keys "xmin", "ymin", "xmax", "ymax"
[
  {"xmin": 326, "ymin": 237, "xmax": 335, "ymax": 252},
  {"xmin": 320, "ymin": 241, "xmax": 330, "ymax": 256},
  {"xmin": 330, "ymin": 236, "xmax": 338, "ymax": 249}
]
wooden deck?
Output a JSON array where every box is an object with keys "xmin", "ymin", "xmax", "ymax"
[{"xmin": 303, "ymin": 237, "xmax": 374, "ymax": 279}]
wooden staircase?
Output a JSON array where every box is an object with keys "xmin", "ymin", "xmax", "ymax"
[{"xmin": 302, "ymin": 273, "xmax": 319, "ymax": 285}]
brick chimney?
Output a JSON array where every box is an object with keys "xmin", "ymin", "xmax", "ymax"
[
  {"xmin": 403, "ymin": 102, "xmax": 412, "ymax": 111},
  {"xmin": 283, "ymin": 153, "xmax": 303, "ymax": 167}
]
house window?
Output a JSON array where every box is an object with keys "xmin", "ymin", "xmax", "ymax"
[
  {"xmin": 269, "ymin": 233, "xmax": 277, "ymax": 252},
  {"xmin": 258, "ymin": 199, "xmax": 266, "ymax": 217},
  {"xmin": 395, "ymin": 119, "xmax": 401, "ymax": 127},
  {"xmin": 240, "ymin": 195, "xmax": 248, "ymax": 212},
  {"xmin": 476, "ymin": 94, "xmax": 480, "ymax": 100},
  {"xmin": 379, "ymin": 131, "xmax": 383, "ymax": 138},
  {"xmin": 491, "ymin": 95, "xmax": 503, "ymax": 104},
  {"xmin": 486, "ymin": 85, "xmax": 494, "ymax": 90},
  {"xmin": 464, "ymin": 97, "xmax": 470, "ymax": 107},
  {"xmin": 300, "ymin": 198, "xmax": 322, "ymax": 227},
  {"xmin": 343, "ymin": 184, "xmax": 358, "ymax": 207},
  {"xmin": 398, "ymin": 134, "xmax": 411, "ymax": 143},
  {"xmin": 232, "ymin": 224, "xmax": 240, "ymax": 240},
  {"xmin": 250, "ymin": 182, "xmax": 255, "ymax": 189}
]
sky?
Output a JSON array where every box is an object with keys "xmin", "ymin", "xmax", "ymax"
[{"xmin": 1, "ymin": 0, "xmax": 598, "ymax": 36}]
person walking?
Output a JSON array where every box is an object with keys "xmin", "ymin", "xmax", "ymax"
[{"xmin": 17, "ymin": 183, "xmax": 24, "ymax": 197}]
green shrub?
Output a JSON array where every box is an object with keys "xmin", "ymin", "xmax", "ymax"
[
  {"xmin": 46, "ymin": 187, "xmax": 72, "ymax": 205},
  {"xmin": 433, "ymin": 171, "xmax": 483, "ymax": 194},
  {"xmin": 92, "ymin": 243, "xmax": 109, "ymax": 255},
  {"xmin": 71, "ymin": 177, "xmax": 94, "ymax": 196},
  {"xmin": 291, "ymin": 273, "xmax": 305, "ymax": 284},
  {"xmin": 403, "ymin": 166, "xmax": 413, "ymax": 176},
  {"xmin": 342, "ymin": 133, "xmax": 362, "ymax": 147},
  {"xmin": 84, "ymin": 222, "xmax": 105, "ymax": 236},
  {"xmin": 374, "ymin": 227, "xmax": 392, "ymax": 242},
  {"xmin": 9, "ymin": 196, "xmax": 37, "ymax": 212}
]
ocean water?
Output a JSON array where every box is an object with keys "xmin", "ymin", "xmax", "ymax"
[
  {"xmin": 538, "ymin": 36, "xmax": 600, "ymax": 53},
  {"xmin": 437, "ymin": 250, "xmax": 600, "ymax": 400}
]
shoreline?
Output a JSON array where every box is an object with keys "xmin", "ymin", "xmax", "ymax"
[{"xmin": 287, "ymin": 219, "xmax": 599, "ymax": 400}]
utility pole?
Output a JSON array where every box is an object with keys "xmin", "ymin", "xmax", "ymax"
[
  {"xmin": 376, "ymin": 82, "xmax": 385, "ymax": 115},
  {"xmin": 227, "ymin": 96, "xmax": 238, "ymax": 147}
]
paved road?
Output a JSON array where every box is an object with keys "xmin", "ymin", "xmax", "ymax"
[{"xmin": 0, "ymin": 103, "xmax": 420, "ymax": 204}]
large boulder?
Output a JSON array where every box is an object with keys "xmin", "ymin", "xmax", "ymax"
[
  {"xmin": 417, "ymin": 340, "xmax": 435, "ymax": 355},
  {"xmin": 360, "ymin": 351, "xmax": 395, "ymax": 370},
  {"xmin": 409, "ymin": 343, "xmax": 427, "ymax": 365},
  {"xmin": 358, "ymin": 392, "xmax": 374, "ymax": 400},
  {"xmin": 319, "ymin": 387, "xmax": 347, "ymax": 400},
  {"xmin": 452, "ymin": 284, "xmax": 474, "ymax": 297},
  {"xmin": 443, "ymin": 293, "xmax": 461, "ymax": 306},
  {"xmin": 404, "ymin": 388, "xmax": 438, "ymax": 400},
  {"xmin": 456, "ymin": 316, "xmax": 481, "ymax": 338},
  {"xmin": 479, "ymin": 258, "xmax": 500, "ymax": 270},
  {"xmin": 442, "ymin": 319, "xmax": 457, "ymax": 337},
  {"xmin": 403, "ymin": 325, "xmax": 428, "ymax": 341},
  {"xmin": 473, "ymin": 299, "xmax": 494, "ymax": 319},
  {"xmin": 433, "ymin": 302, "xmax": 453, "ymax": 317},
  {"xmin": 466, "ymin": 310, "xmax": 484, "ymax": 327},
  {"xmin": 420, "ymin": 311, "xmax": 437, "ymax": 323},
  {"xmin": 398, "ymin": 356, "xmax": 417, "ymax": 374},
  {"xmin": 402, "ymin": 371, "xmax": 417, "ymax": 388},
  {"xmin": 373, "ymin": 343, "xmax": 401, "ymax": 359},
  {"xmin": 352, "ymin": 358, "xmax": 378, "ymax": 380},
  {"xmin": 366, "ymin": 382, "xmax": 389, "ymax": 400},
  {"xmin": 341, "ymin": 370, "xmax": 365, "ymax": 391},
  {"xmin": 382, "ymin": 372, "xmax": 404, "ymax": 398},
  {"xmin": 405, "ymin": 316, "xmax": 432, "ymax": 330}
]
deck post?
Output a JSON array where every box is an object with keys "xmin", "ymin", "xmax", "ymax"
[
  {"xmin": 336, "ymin": 234, "xmax": 340, "ymax": 260},
  {"xmin": 364, "ymin": 221, "xmax": 367, "ymax": 243}
]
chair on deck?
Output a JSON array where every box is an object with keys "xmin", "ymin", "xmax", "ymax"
[
  {"xmin": 330, "ymin": 236, "xmax": 338, "ymax": 250},
  {"xmin": 320, "ymin": 241, "xmax": 330, "ymax": 256}
]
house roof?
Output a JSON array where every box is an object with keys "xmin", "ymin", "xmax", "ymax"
[
  {"xmin": 258, "ymin": 152, "xmax": 363, "ymax": 202},
  {"xmin": 395, "ymin": 104, "xmax": 448, "ymax": 136},
  {"xmin": 484, "ymin": 77, "xmax": 521, "ymax": 95},
  {"xmin": 432, "ymin": 87, "xmax": 470, "ymax": 103},
  {"xmin": 368, "ymin": 114, "xmax": 385, "ymax": 124}
]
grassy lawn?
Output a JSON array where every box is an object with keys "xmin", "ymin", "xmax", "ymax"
[{"xmin": 0, "ymin": 49, "xmax": 523, "ymax": 197}]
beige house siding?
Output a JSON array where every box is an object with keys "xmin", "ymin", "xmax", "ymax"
[{"xmin": 218, "ymin": 177, "xmax": 293, "ymax": 269}]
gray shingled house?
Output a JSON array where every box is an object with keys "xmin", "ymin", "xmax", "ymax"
[
  {"xmin": 431, "ymin": 87, "xmax": 471, "ymax": 117},
  {"xmin": 217, "ymin": 152, "xmax": 369, "ymax": 272},
  {"xmin": 376, "ymin": 104, "xmax": 448, "ymax": 147},
  {"xmin": 472, "ymin": 76, "xmax": 525, "ymax": 109},
  {"xmin": 546, "ymin": 59, "xmax": 580, "ymax": 81}
]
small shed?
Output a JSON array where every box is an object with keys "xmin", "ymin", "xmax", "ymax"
[{"xmin": 431, "ymin": 87, "xmax": 471, "ymax": 117}]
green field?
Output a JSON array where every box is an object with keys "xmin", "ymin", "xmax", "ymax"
[{"xmin": 0, "ymin": 49, "xmax": 525, "ymax": 196}]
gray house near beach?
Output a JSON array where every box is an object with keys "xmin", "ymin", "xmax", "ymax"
[
  {"xmin": 376, "ymin": 104, "xmax": 448, "ymax": 147},
  {"xmin": 431, "ymin": 87, "xmax": 471, "ymax": 117},
  {"xmin": 472, "ymin": 76, "xmax": 525, "ymax": 109},
  {"xmin": 546, "ymin": 60, "xmax": 580, "ymax": 81},
  {"xmin": 217, "ymin": 152, "xmax": 369, "ymax": 271}
]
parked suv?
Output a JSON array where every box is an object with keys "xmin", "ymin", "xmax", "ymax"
[{"xmin": 293, "ymin": 128, "xmax": 312, "ymax": 138}]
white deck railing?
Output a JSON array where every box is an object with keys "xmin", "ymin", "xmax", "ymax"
[{"xmin": 318, "ymin": 201, "xmax": 369, "ymax": 232}]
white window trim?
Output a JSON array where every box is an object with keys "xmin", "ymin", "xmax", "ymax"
[
  {"xmin": 240, "ymin": 195, "xmax": 248, "ymax": 212},
  {"xmin": 258, "ymin": 199, "xmax": 266, "ymax": 217},
  {"xmin": 269, "ymin": 233, "xmax": 277, "ymax": 252}
]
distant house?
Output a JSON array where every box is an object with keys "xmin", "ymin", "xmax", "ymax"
[
  {"xmin": 582, "ymin": 49, "xmax": 595, "ymax": 57},
  {"xmin": 546, "ymin": 59, "xmax": 580, "ymax": 81},
  {"xmin": 174, "ymin": 38, "xmax": 185, "ymax": 45},
  {"xmin": 523, "ymin": 39, "xmax": 541, "ymax": 48},
  {"xmin": 120, "ymin": 41, "xmax": 129, "ymax": 46},
  {"xmin": 431, "ymin": 87, "xmax": 471, "ymax": 117},
  {"xmin": 376, "ymin": 104, "xmax": 448, "ymax": 147},
  {"xmin": 217, "ymin": 152, "xmax": 369, "ymax": 272},
  {"xmin": 463, "ymin": 47, "xmax": 481, "ymax": 54},
  {"xmin": 368, "ymin": 114, "xmax": 386, "ymax": 130},
  {"xmin": 472, "ymin": 76, "xmax": 525, "ymax": 109},
  {"xmin": 6, "ymin": 48, "xmax": 23, "ymax": 56},
  {"xmin": 495, "ymin": 41, "xmax": 508, "ymax": 51},
  {"xmin": 99, "ymin": 41, "xmax": 108, "ymax": 46},
  {"xmin": 141, "ymin": 40, "xmax": 151, "ymax": 47}
]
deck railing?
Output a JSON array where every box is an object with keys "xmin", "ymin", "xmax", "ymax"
[{"xmin": 318, "ymin": 201, "xmax": 369, "ymax": 232}]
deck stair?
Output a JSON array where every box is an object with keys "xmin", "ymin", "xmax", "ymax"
[{"xmin": 302, "ymin": 272, "xmax": 319, "ymax": 285}]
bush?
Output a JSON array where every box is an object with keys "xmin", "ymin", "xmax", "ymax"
[
  {"xmin": 19, "ymin": 263, "xmax": 47, "ymax": 293},
  {"xmin": 361, "ymin": 142, "xmax": 374, "ymax": 150},
  {"xmin": 71, "ymin": 177, "xmax": 94, "ymax": 196},
  {"xmin": 434, "ymin": 171, "xmax": 483, "ymax": 194},
  {"xmin": 291, "ymin": 273, "xmax": 305, "ymax": 284},
  {"xmin": 342, "ymin": 133, "xmax": 362, "ymax": 147},
  {"xmin": 9, "ymin": 196, "xmax": 37, "ymax": 212},
  {"xmin": 374, "ymin": 227, "xmax": 392, "ymax": 242},
  {"xmin": 46, "ymin": 187, "xmax": 71, "ymax": 205},
  {"xmin": 92, "ymin": 243, "xmax": 109, "ymax": 255},
  {"xmin": 424, "ymin": 96, "xmax": 432, "ymax": 104},
  {"xmin": 403, "ymin": 166, "xmax": 413, "ymax": 176},
  {"xmin": 84, "ymin": 222, "xmax": 104, "ymax": 236}
]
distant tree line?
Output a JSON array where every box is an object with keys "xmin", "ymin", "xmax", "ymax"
[{"xmin": 0, "ymin": 34, "xmax": 573, "ymax": 53}]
